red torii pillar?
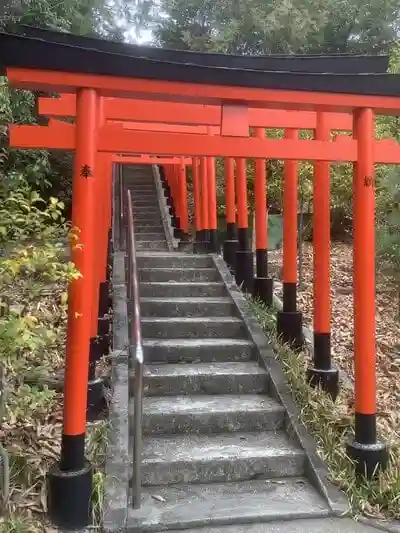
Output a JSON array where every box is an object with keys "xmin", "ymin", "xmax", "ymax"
[
  {"xmin": 192, "ymin": 156, "xmax": 208, "ymax": 253},
  {"xmin": 48, "ymin": 88, "xmax": 99, "ymax": 528},
  {"xmin": 178, "ymin": 158, "xmax": 190, "ymax": 241},
  {"xmin": 306, "ymin": 112, "xmax": 339, "ymax": 400},
  {"xmin": 235, "ymin": 157, "xmax": 253, "ymax": 293},
  {"xmin": 253, "ymin": 127, "xmax": 273, "ymax": 306},
  {"xmin": 223, "ymin": 157, "xmax": 238, "ymax": 271},
  {"xmin": 199, "ymin": 156, "xmax": 210, "ymax": 247},
  {"xmin": 277, "ymin": 128, "xmax": 304, "ymax": 350},
  {"xmin": 346, "ymin": 108, "xmax": 388, "ymax": 477}
]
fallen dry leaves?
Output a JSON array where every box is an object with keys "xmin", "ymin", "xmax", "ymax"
[{"xmin": 269, "ymin": 241, "xmax": 400, "ymax": 444}]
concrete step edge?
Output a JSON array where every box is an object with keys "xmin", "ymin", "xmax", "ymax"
[
  {"xmin": 125, "ymin": 477, "xmax": 330, "ymax": 532},
  {"xmin": 140, "ymin": 317, "xmax": 244, "ymax": 323},
  {"xmin": 144, "ymin": 360, "xmax": 267, "ymax": 377},
  {"xmin": 142, "ymin": 338, "xmax": 253, "ymax": 347},
  {"xmin": 140, "ymin": 297, "xmax": 233, "ymax": 303}
]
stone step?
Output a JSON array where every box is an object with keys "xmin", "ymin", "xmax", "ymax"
[
  {"xmin": 124, "ymin": 178, "xmax": 154, "ymax": 186},
  {"xmin": 136, "ymin": 241, "xmax": 168, "ymax": 251},
  {"xmin": 132, "ymin": 204, "xmax": 159, "ymax": 211},
  {"xmin": 141, "ymin": 431, "xmax": 304, "ymax": 486},
  {"xmin": 132, "ymin": 200, "xmax": 158, "ymax": 207},
  {"xmin": 164, "ymin": 518, "xmax": 373, "ymax": 533},
  {"xmin": 139, "ymin": 282, "xmax": 227, "ymax": 298},
  {"xmin": 142, "ymin": 394, "xmax": 284, "ymax": 435},
  {"xmin": 143, "ymin": 361, "xmax": 269, "ymax": 396},
  {"xmin": 127, "ymin": 181, "xmax": 155, "ymax": 186},
  {"xmin": 126, "ymin": 185, "xmax": 156, "ymax": 191},
  {"xmin": 137, "ymin": 253, "xmax": 214, "ymax": 269},
  {"xmin": 131, "ymin": 202, "xmax": 158, "ymax": 207},
  {"xmin": 132, "ymin": 197, "xmax": 158, "ymax": 203},
  {"xmin": 140, "ymin": 317, "xmax": 247, "ymax": 339},
  {"xmin": 133, "ymin": 210, "xmax": 161, "ymax": 217},
  {"xmin": 140, "ymin": 297, "xmax": 236, "ymax": 317},
  {"xmin": 129, "ymin": 187, "xmax": 157, "ymax": 191},
  {"xmin": 138, "ymin": 268, "xmax": 221, "ymax": 283},
  {"xmin": 134, "ymin": 218, "xmax": 163, "ymax": 226},
  {"xmin": 128, "ymin": 186, "xmax": 157, "ymax": 192},
  {"xmin": 136, "ymin": 233, "xmax": 166, "ymax": 242},
  {"xmin": 126, "ymin": 478, "xmax": 330, "ymax": 532},
  {"xmin": 135, "ymin": 225, "xmax": 165, "ymax": 234},
  {"xmin": 143, "ymin": 338, "xmax": 255, "ymax": 364},
  {"xmin": 133, "ymin": 218, "xmax": 163, "ymax": 225},
  {"xmin": 125, "ymin": 175, "xmax": 155, "ymax": 181},
  {"xmin": 127, "ymin": 180, "xmax": 155, "ymax": 185}
]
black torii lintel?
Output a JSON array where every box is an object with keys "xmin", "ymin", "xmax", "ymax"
[
  {"xmin": 10, "ymin": 24, "xmax": 389, "ymax": 75},
  {"xmin": 1, "ymin": 31, "xmax": 400, "ymax": 97}
]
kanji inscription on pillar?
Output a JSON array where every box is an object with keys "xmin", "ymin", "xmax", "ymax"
[
  {"xmin": 80, "ymin": 164, "xmax": 93, "ymax": 178},
  {"xmin": 363, "ymin": 176, "xmax": 375, "ymax": 187}
]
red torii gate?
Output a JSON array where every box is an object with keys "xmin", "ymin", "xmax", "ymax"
[{"xmin": 2, "ymin": 27, "xmax": 398, "ymax": 530}]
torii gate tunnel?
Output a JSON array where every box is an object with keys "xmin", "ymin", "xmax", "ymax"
[{"xmin": 2, "ymin": 23, "xmax": 400, "ymax": 530}]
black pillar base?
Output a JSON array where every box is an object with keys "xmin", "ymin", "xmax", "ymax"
[
  {"xmin": 87, "ymin": 378, "xmax": 106, "ymax": 422},
  {"xmin": 98, "ymin": 312, "xmax": 110, "ymax": 334},
  {"xmin": 179, "ymin": 231, "xmax": 191, "ymax": 242},
  {"xmin": 253, "ymin": 277, "xmax": 274, "ymax": 306},
  {"xmin": 97, "ymin": 334, "xmax": 110, "ymax": 358},
  {"xmin": 168, "ymin": 206, "xmax": 174, "ymax": 216},
  {"xmin": 235, "ymin": 250, "xmax": 254, "ymax": 294},
  {"xmin": 193, "ymin": 241, "xmax": 207, "ymax": 253},
  {"xmin": 306, "ymin": 367, "xmax": 339, "ymax": 401},
  {"xmin": 276, "ymin": 311, "xmax": 304, "ymax": 351},
  {"xmin": 178, "ymin": 233, "xmax": 191, "ymax": 249},
  {"xmin": 208, "ymin": 229, "xmax": 219, "ymax": 254},
  {"xmin": 346, "ymin": 439, "xmax": 388, "ymax": 479},
  {"xmin": 171, "ymin": 215, "xmax": 178, "ymax": 227},
  {"xmin": 47, "ymin": 460, "xmax": 93, "ymax": 530},
  {"xmin": 98, "ymin": 281, "xmax": 110, "ymax": 317},
  {"xmin": 223, "ymin": 239, "xmax": 238, "ymax": 273},
  {"xmin": 89, "ymin": 338, "xmax": 102, "ymax": 364},
  {"xmin": 174, "ymin": 228, "xmax": 184, "ymax": 239},
  {"xmin": 193, "ymin": 231, "xmax": 208, "ymax": 254}
]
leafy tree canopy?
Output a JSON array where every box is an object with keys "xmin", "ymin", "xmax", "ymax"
[
  {"xmin": 0, "ymin": 0, "xmax": 137, "ymax": 40},
  {"xmin": 138, "ymin": 0, "xmax": 400, "ymax": 54}
]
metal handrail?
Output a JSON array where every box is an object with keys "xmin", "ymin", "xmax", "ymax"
[
  {"xmin": 119, "ymin": 166, "xmax": 125, "ymax": 250},
  {"xmin": 125, "ymin": 186, "xmax": 144, "ymax": 509}
]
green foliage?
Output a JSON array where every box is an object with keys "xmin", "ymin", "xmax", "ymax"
[
  {"xmin": 142, "ymin": 0, "xmax": 399, "ymax": 54},
  {"xmin": 0, "ymin": 176, "xmax": 80, "ymax": 526},
  {"xmin": 1, "ymin": 0, "xmax": 132, "ymax": 39},
  {"xmin": 0, "ymin": 180, "xmax": 80, "ymax": 420},
  {"xmin": 0, "ymin": 181, "xmax": 66, "ymax": 243},
  {"xmin": 0, "ymin": 0, "xmax": 139, "ymax": 212},
  {"xmin": 376, "ymin": 168, "xmax": 400, "ymax": 314}
]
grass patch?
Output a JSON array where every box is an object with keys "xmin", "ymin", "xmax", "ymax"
[{"xmin": 248, "ymin": 296, "xmax": 400, "ymax": 521}]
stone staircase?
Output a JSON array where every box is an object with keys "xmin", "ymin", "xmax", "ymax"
[
  {"xmin": 124, "ymin": 165, "xmax": 169, "ymax": 251},
  {"xmin": 117, "ymin": 166, "xmax": 338, "ymax": 532}
]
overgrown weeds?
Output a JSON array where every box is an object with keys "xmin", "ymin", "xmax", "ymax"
[
  {"xmin": 248, "ymin": 297, "xmax": 400, "ymax": 521},
  {"xmin": 0, "ymin": 179, "xmax": 109, "ymax": 532}
]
